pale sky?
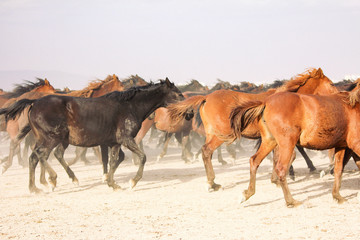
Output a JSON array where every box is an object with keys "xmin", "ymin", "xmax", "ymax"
[{"xmin": 0, "ymin": 0, "xmax": 359, "ymax": 91}]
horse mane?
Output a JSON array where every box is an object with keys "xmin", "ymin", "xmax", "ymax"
[
  {"xmin": 3, "ymin": 78, "xmax": 48, "ymax": 99},
  {"xmin": 275, "ymin": 68, "xmax": 319, "ymax": 93},
  {"xmin": 70, "ymin": 74, "xmax": 120, "ymax": 98},
  {"xmin": 345, "ymin": 78, "xmax": 360, "ymax": 107},
  {"xmin": 103, "ymin": 81, "xmax": 164, "ymax": 102}
]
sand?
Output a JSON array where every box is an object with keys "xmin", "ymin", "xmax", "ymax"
[{"xmin": 1, "ymin": 137, "xmax": 359, "ymax": 240}]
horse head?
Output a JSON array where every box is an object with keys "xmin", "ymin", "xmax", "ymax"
[
  {"xmin": 32, "ymin": 78, "xmax": 56, "ymax": 94},
  {"xmin": 161, "ymin": 77, "xmax": 185, "ymax": 105}
]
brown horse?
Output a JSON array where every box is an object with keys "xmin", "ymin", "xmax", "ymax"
[
  {"xmin": 1, "ymin": 79, "xmax": 56, "ymax": 173},
  {"xmin": 167, "ymin": 68, "xmax": 337, "ymax": 191},
  {"xmin": 229, "ymin": 80, "xmax": 360, "ymax": 206}
]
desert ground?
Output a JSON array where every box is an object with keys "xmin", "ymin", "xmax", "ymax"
[{"xmin": 1, "ymin": 133, "xmax": 359, "ymax": 240}]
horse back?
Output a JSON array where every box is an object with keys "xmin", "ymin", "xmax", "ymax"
[
  {"xmin": 264, "ymin": 92, "xmax": 349, "ymax": 149},
  {"xmin": 29, "ymin": 95, "xmax": 123, "ymax": 147}
]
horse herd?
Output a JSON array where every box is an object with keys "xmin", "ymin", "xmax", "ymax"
[{"xmin": 0, "ymin": 68, "xmax": 359, "ymax": 208}]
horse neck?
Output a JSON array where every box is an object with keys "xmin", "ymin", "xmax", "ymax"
[
  {"xmin": 130, "ymin": 87, "xmax": 167, "ymax": 121},
  {"xmin": 33, "ymin": 87, "xmax": 55, "ymax": 94},
  {"xmin": 296, "ymin": 80, "xmax": 338, "ymax": 95},
  {"xmin": 92, "ymin": 81, "xmax": 125, "ymax": 98}
]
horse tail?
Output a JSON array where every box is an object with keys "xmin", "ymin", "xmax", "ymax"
[
  {"xmin": 167, "ymin": 95, "xmax": 207, "ymax": 125},
  {"xmin": 0, "ymin": 99, "xmax": 36, "ymax": 122},
  {"xmin": 17, "ymin": 124, "xmax": 32, "ymax": 142},
  {"xmin": 195, "ymin": 105, "xmax": 203, "ymax": 129},
  {"xmin": 230, "ymin": 100, "xmax": 265, "ymax": 139}
]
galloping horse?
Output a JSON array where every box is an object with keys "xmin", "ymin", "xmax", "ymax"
[
  {"xmin": 229, "ymin": 78, "xmax": 360, "ymax": 206},
  {"xmin": 167, "ymin": 68, "xmax": 337, "ymax": 191},
  {"xmin": 0, "ymin": 79, "xmax": 56, "ymax": 173},
  {"xmin": 2, "ymin": 78, "xmax": 183, "ymax": 193},
  {"xmin": 64, "ymin": 74, "xmax": 125, "ymax": 166}
]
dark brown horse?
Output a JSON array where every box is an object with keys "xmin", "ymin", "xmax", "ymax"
[
  {"xmin": 1, "ymin": 78, "xmax": 183, "ymax": 193},
  {"xmin": 230, "ymin": 80, "xmax": 360, "ymax": 206},
  {"xmin": 167, "ymin": 68, "xmax": 335, "ymax": 191}
]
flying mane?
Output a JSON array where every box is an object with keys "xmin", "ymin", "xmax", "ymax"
[
  {"xmin": 345, "ymin": 78, "xmax": 360, "ymax": 107},
  {"xmin": 69, "ymin": 74, "xmax": 121, "ymax": 98},
  {"xmin": 3, "ymin": 78, "xmax": 48, "ymax": 99},
  {"xmin": 102, "ymin": 80, "xmax": 166, "ymax": 102},
  {"xmin": 275, "ymin": 68, "xmax": 319, "ymax": 93}
]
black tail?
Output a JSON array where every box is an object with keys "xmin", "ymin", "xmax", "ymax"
[
  {"xmin": 0, "ymin": 98, "xmax": 36, "ymax": 122},
  {"xmin": 17, "ymin": 124, "xmax": 32, "ymax": 142},
  {"xmin": 195, "ymin": 102, "xmax": 205, "ymax": 129}
]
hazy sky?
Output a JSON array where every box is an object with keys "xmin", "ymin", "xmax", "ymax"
[{"xmin": 0, "ymin": 0, "xmax": 359, "ymax": 91}]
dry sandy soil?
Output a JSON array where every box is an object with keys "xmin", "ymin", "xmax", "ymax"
[{"xmin": 1, "ymin": 136, "xmax": 360, "ymax": 240}]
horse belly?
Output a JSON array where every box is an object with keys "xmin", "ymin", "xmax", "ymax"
[
  {"xmin": 68, "ymin": 125, "xmax": 114, "ymax": 147},
  {"xmin": 299, "ymin": 127, "xmax": 346, "ymax": 150}
]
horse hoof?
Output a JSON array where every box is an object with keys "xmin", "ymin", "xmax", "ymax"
[
  {"xmin": 207, "ymin": 183, "xmax": 222, "ymax": 192},
  {"xmin": 239, "ymin": 195, "xmax": 247, "ymax": 204},
  {"xmin": 220, "ymin": 161, "xmax": 228, "ymax": 166},
  {"xmin": 129, "ymin": 179, "xmax": 137, "ymax": 189},
  {"xmin": 320, "ymin": 170, "xmax": 326, "ymax": 178},
  {"xmin": 286, "ymin": 200, "xmax": 302, "ymax": 208},
  {"xmin": 112, "ymin": 184, "xmax": 122, "ymax": 191},
  {"xmin": 73, "ymin": 178, "xmax": 79, "ymax": 186},
  {"xmin": 290, "ymin": 175, "xmax": 295, "ymax": 181},
  {"xmin": 156, "ymin": 156, "xmax": 161, "ymax": 163},
  {"xmin": 102, "ymin": 174, "xmax": 108, "ymax": 183},
  {"xmin": 30, "ymin": 187, "xmax": 43, "ymax": 194}
]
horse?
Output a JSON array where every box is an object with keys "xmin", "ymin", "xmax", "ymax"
[
  {"xmin": 229, "ymin": 81, "xmax": 360, "ymax": 207},
  {"xmin": 167, "ymin": 68, "xmax": 337, "ymax": 191},
  {"xmin": 1, "ymin": 78, "xmax": 183, "ymax": 193},
  {"xmin": 64, "ymin": 74, "xmax": 125, "ymax": 166},
  {"xmin": 0, "ymin": 79, "xmax": 56, "ymax": 173}
]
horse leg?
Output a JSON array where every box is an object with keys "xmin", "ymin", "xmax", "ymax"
[
  {"xmin": 350, "ymin": 151, "xmax": 360, "ymax": 171},
  {"xmin": 79, "ymin": 148, "xmax": 91, "ymax": 165},
  {"xmin": 296, "ymin": 145, "xmax": 316, "ymax": 172},
  {"xmin": 242, "ymin": 138, "xmax": 276, "ymax": 203},
  {"xmin": 106, "ymin": 145, "xmax": 124, "ymax": 190},
  {"xmin": 29, "ymin": 146, "xmax": 53, "ymax": 193},
  {"xmin": 320, "ymin": 148, "xmax": 335, "ymax": 178},
  {"xmin": 271, "ymin": 147, "xmax": 296, "ymax": 184},
  {"xmin": 131, "ymin": 141, "xmax": 143, "ymax": 165},
  {"xmin": 93, "ymin": 146, "xmax": 101, "ymax": 163},
  {"xmin": 202, "ymin": 136, "xmax": 223, "ymax": 192},
  {"xmin": 2, "ymin": 140, "xmax": 16, "ymax": 174},
  {"xmin": 15, "ymin": 142, "xmax": 25, "ymax": 168},
  {"xmin": 54, "ymin": 143, "xmax": 79, "ymax": 186},
  {"xmin": 275, "ymin": 144, "xmax": 302, "ymax": 207},
  {"xmin": 216, "ymin": 145, "xmax": 227, "ymax": 165},
  {"xmin": 67, "ymin": 147, "xmax": 85, "ymax": 166},
  {"xmin": 157, "ymin": 132, "xmax": 173, "ymax": 162},
  {"xmin": 124, "ymin": 138, "xmax": 147, "ymax": 189},
  {"xmin": 226, "ymin": 143, "xmax": 236, "ymax": 165},
  {"xmin": 179, "ymin": 132, "xmax": 193, "ymax": 163},
  {"xmin": 332, "ymin": 148, "xmax": 347, "ymax": 203},
  {"xmin": 100, "ymin": 145, "xmax": 109, "ymax": 182}
]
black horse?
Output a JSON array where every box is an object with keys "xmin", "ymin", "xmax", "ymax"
[{"xmin": 2, "ymin": 78, "xmax": 184, "ymax": 193}]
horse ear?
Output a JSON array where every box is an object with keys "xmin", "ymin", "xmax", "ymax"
[
  {"xmin": 165, "ymin": 77, "xmax": 171, "ymax": 87},
  {"xmin": 315, "ymin": 68, "xmax": 324, "ymax": 78},
  {"xmin": 112, "ymin": 74, "xmax": 117, "ymax": 80},
  {"xmin": 44, "ymin": 78, "xmax": 50, "ymax": 86}
]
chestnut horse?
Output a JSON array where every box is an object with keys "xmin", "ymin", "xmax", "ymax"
[
  {"xmin": 1, "ymin": 79, "xmax": 183, "ymax": 193},
  {"xmin": 229, "ymin": 82, "xmax": 360, "ymax": 207},
  {"xmin": 167, "ymin": 68, "xmax": 337, "ymax": 191}
]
